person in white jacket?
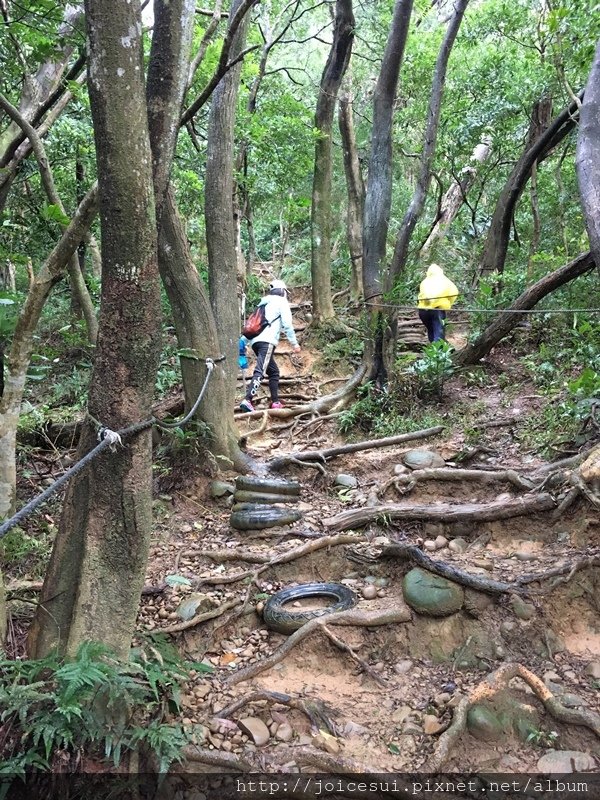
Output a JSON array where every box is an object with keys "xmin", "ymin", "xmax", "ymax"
[{"xmin": 239, "ymin": 279, "xmax": 301, "ymax": 412}]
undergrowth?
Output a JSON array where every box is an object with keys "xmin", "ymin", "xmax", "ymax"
[{"xmin": 0, "ymin": 637, "xmax": 210, "ymax": 777}]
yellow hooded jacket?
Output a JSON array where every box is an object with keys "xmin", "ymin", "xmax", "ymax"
[{"xmin": 418, "ymin": 264, "xmax": 459, "ymax": 311}]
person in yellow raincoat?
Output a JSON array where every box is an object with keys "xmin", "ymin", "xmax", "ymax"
[{"xmin": 417, "ymin": 263, "xmax": 459, "ymax": 342}]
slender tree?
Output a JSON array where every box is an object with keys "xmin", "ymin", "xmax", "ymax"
[
  {"xmin": 310, "ymin": 0, "xmax": 355, "ymax": 324},
  {"xmin": 205, "ymin": 0, "xmax": 252, "ymax": 432},
  {"xmin": 30, "ymin": 0, "xmax": 166, "ymax": 659},
  {"xmin": 576, "ymin": 38, "xmax": 600, "ymax": 276},
  {"xmin": 339, "ymin": 83, "xmax": 365, "ymax": 302}
]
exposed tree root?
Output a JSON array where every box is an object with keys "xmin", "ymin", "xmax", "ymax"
[
  {"xmin": 216, "ymin": 689, "xmax": 340, "ymax": 736},
  {"xmin": 225, "ymin": 606, "xmax": 412, "ymax": 687},
  {"xmin": 245, "ymin": 410, "xmax": 269, "ymax": 439},
  {"xmin": 379, "ymin": 543, "xmax": 523, "ymax": 595},
  {"xmin": 517, "ymin": 550, "xmax": 600, "ymax": 591},
  {"xmin": 427, "ymin": 662, "xmax": 600, "ymax": 771},
  {"xmin": 181, "ymin": 745, "xmax": 253, "ymax": 771},
  {"xmin": 269, "ymin": 426, "xmax": 444, "ymax": 472},
  {"xmin": 188, "ymin": 548, "xmax": 272, "ymax": 564},
  {"xmin": 199, "ymin": 533, "xmax": 364, "ymax": 586},
  {"xmin": 377, "ymin": 467, "xmax": 534, "ymax": 498},
  {"xmin": 324, "ymin": 494, "xmax": 557, "ymax": 532},
  {"xmin": 321, "ymin": 623, "xmax": 388, "ymax": 686},
  {"xmin": 160, "ymin": 597, "xmax": 240, "ymax": 634}
]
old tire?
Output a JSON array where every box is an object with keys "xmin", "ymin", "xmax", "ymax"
[
  {"xmin": 263, "ymin": 582, "xmax": 358, "ymax": 634},
  {"xmin": 230, "ymin": 506, "xmax": 302, "ymax": 530},
  {"xmin": 235, "ymin": 475, "xmax": 300, "ymax": 496}
]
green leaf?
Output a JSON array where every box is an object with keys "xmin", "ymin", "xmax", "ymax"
[
  {"xmin": 41, "ymin": 203, "xmax": 70, "ymax": 226},
  {"xmin": 387, "ymin": 743, "xmax": 400, "ymax": 754}
]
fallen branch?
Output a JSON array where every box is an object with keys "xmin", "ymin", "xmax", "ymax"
[
  {"xmin": 225, "ymin": 606, "xmax": 412, "ymax": 687},
  {"xmin": 380, "ymin": 543, "xmax": 522, "ymax": 595},
  {"xmin": 323, "ymin": 494, "xmax": 557, "ymax": 532},
  {"xmin": 216, "ymin": 689, "xmax": 340, "ymax": 735},
  {"xmin": 269, "ymin": 426, "xmax": 444, "ymax": 472},
  {"xmin": 427, "ymin": 662, "xmax": 600, "ymax": 771},
  {"xmin": 199, "ymin": 533, "xmax": 364, "ymax": 586},
  {"xmin": 378, "ymin": 467, "xmax": 534, "ymax": 498},
  {"xmin": 182, "ymin": 745, "xmax": 253, "ymax": 771},
  {"xmin": 160, "ymin": 597, "xmax": 240, "ymax": 634},
  {"xmin": 321, "ymin": 623, "xmax": 388, "ymax": 686},
  {"xmin": 517, "ymin": 550, "xmax": 600, "ymax": 590}
]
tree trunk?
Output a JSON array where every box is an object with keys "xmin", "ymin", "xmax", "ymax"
[
  {"xmin": 310, "ymin": 0, "xmax": 355, "ymax": 324},
  {"xmin": 205, "ymin": 0, "xmax": 251, "ymax": 422},
  {"xmin": 576, "ymin": 39, "xmax": 600, "ymax": 277},
  {"xmin": 0, "ymin": 187, "xmax": 98, "ymax": 523},
  {"xmin": 479, "ymin": 92, "xmax": 582, "ymax": 282},
  {"xmin": 454, "ymin": 251, "xmax": 595, "ymax": 366},
  {"xmin": 388, "ymin": 0, "xmax": 469, "ymax": 288},
  {"xmin": 338, "ymin": 84, "xmax": 365, "ymax": 302},
  {"xmin": 362, "ymin": 0, "xmax": 414, "ymax": 382},
  {"xmin": 421, "ymin": 136, "xmax": 492, "ymax": 257},
  {"xmin": 30, "ymin": 0, "xmax": 160, "ymax": 660},
  {"xmin": 159, "ymin": 188, "xmax": 252, "ymax": 470}
]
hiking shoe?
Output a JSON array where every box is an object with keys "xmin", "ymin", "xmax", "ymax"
[
  {"xmin": 239, "ymin": 399, "xmax": 255, "ymax": 413},
  {"xmin": 270, "ymin": 401, "xmax": 284, "ymax": 409}
]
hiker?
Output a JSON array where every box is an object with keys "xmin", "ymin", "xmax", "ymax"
[
  {"xmin": 239, "ymin": 279, "xmax": 301, "ymax": 413},
  {"xmin": 417, "ymin": 263, "xmax": 459, "ymax": 343}
]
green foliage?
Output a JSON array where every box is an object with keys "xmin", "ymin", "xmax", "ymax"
[
  {"xmin": 0, "ymin": 638, "xmax": 204, "ymax": 776},
  {"xmin": 408, "ymin": 341, "xmax": 455, "ymax": 398},
  {"xmin": 526, "ymin": 728, "xmax": 559, "ymax": 749}
]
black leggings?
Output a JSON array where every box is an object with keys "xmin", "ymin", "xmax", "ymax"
[{"xmin": 245, "ymin": 341, "xmax": 280, "ymax": 402}]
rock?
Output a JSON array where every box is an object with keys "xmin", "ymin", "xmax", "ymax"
[
  {"xmin": 194, "ymin": 683, "xmax": 211, "ymax": 700},
  {"xmin": 448, "ymin": 538, "xmax": 468, "ymax": 554},
  {"xmin": 536, "ymin": 750, "xmax": 596, "ymax": 773},
  {"xmin": 361, "ymin": 584, "xmax": 378, "ymax": 600},
  {"xmin": 238, "ymin": 717, "xmax": 270, "ymax": 746},
  {"xmin": 585, "ymin": 660, "xmax": 600, "ymax": 679},
  {"xmin": 403, "ymin": 449, "xmax": 446, "ymax": 470},
  {"xmin": 463, "ymin": 589, "xmax": 493, "ymax": 617},
  {"xmin": 180, "ymin": 523, "xmax": 193, "ymax": 533},
  {"xmin": 434, "ymin": 535, "xmax": 448, "ymax": 549},
  {"xmin": 511, "ymin": 597, "xmax": 536, "ymax": 621},
  {"xmin": 334, "ymin": 473, "xmax": 358, "ymax": 488},
  {"xmin": 312, "ymin": 731, "xmax": 340, "ymax": 754},
  {"xmin": 210, "ymin": 480, "xmax": 235, "ymax": 498},
  {"xmin": 403, "ymin": 567, "xmax": 464, "ymax": 617},
  {"xmin": 560, "ymin": 693, "xmax": 587, "ymax": 708},
  {"xmin": 545, "ymin": 629, "xmax": 566, "ymax": 653},
  {"xmin": 434, "ymin": 692, "xmax": 452, "ymax": 707},
  {"xmin": 423, "ymin": 540, "xmax": 437, "ymax": 551},
  {"xmin": 275, "ymin": 722, "xmax": 294, "ymax": 742},
  {"xmin": 472, "ymin": 558, "xmax": 494, "ymax": 571},
  {"xmin": 401, "ymin": 722, "xmax": 423, "ymax": 735},
  {"xmin": 394, "ymin": 659, "xmax": 413, "ymax": 675},
  {"xmin": 393, "ymin": 464, "xmax": 409, "ymax": 476},
  {"xmin": 514, "ymin": 551, "xmax": 537, "ymax": 562},
  {"xmin": 344, "ymin": 721, "xmax": 369, "ymax": 737},
  {"xmin": 500, "ymin": 620, "xmax": 516, "ymax": 635},
  {"xmin": 423, "ymin": 714, "xmax": 445, "ymax": 735},
  {"xmin": 466, "ymin": 705, "xmax": 504, "ymax": 742},
  {"xmin": 391, "ymin": 705, "xmax": 412, "ymax": 724},
  {"xmin": 176, "ymin": 593, "xmax": 214, "ymax": 621}
]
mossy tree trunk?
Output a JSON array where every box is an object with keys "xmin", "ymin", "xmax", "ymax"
[
  {"xmin": 205, "ymin": 0, "xmax": 251, "ymax": 421},
  {"xmin": 310, "ymin": 0, "xmax": 355, "ymax": 324},
  {"xmin": 339, "ymin": 83, "xmax": 365, "ymax": 302},
  {"xmin": 30, "ymin": 0, "xmax": 164, "ymax": 659},
  {"xmin": 576, "ymin": 39, "xmax": 600, "ymax": 277}
]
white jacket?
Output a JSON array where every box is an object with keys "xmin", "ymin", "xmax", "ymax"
[{"xmin": 250, "ymin": 294, "xmax": 298, "ymax": 348}]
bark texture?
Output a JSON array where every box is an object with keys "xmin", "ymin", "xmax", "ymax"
[
  {"xmin": 339, "ymin": 85, "xmax": 365, "ymax": 301},
  {"xmin": 454, "ymin": 251, "xmax": 595, "ymax": 366},
  {"xmin": 30, "ymin": 0, "xmax": 160, "ymax": 659},
  {"xmin": 205, "ymin": 0, "xmax": 251, "ymax": 427},
  {"xmin": 362, "ymin": 0, "xmax": 414, "ymax": 383},
  {"xmin": 310, "ymin": 0, "xmax": 355, "ymax": 323},
  {"xmin": 576, "ymin": 39, "xmax": 600, "ymax": 276}
]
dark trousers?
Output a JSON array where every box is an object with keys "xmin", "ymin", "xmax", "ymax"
[
  {"xmin": 245, "ymin": 341, "xmax": 280, "ymax": 402},
  {"xmin": 418, "ymin": 309, "xmax": 446, "ymax": 342}
]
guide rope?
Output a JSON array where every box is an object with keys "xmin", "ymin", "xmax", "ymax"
[{"xmin": 0, "ymin": 355, "xmax": 225, "ymax": 540}]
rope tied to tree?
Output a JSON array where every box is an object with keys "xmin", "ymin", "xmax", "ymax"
[{"xmin": 0, "ymin": 355, "xmax": 225, "ymax": 540}]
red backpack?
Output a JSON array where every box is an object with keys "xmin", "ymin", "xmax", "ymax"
[{"xmin": 241, "ymin": 303, "xmax": 280, "ymax": 339}]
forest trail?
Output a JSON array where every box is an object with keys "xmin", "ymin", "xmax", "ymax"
[{"xmin": 130, "ymin": 288, "xmax": 600, "ymax": 776}]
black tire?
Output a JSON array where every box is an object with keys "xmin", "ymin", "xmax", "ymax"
[
  {"xmin": 263, "ymin": 582, "xmax": 358, "ymax": 634},
  {"xmin": 235, "ymin": 475, "xmax": 300, "ymax": 496}
]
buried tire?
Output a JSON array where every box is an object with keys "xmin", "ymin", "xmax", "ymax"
[{"xmin": 263, "ymin": 582, "xmax": 358, "ymax": 634}]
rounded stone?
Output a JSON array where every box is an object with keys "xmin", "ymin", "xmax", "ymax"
[
  {"xmin": 334, "ymin": 473, "xmax": 358, "ymax": 488},
  {"xmin": 402, "ymin": 568, "xmax": 464, "ymax": 617},
  {"xmin": 209, "ymin": 480, "xmax": 235, "ymax": 498},
  {"xmin": 466, "ymin": 705, "xmax": 504, "ymax": 742},
  {"xmin": 402, "ymin": 449, "xmax": 446, "ymax": 470}
]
